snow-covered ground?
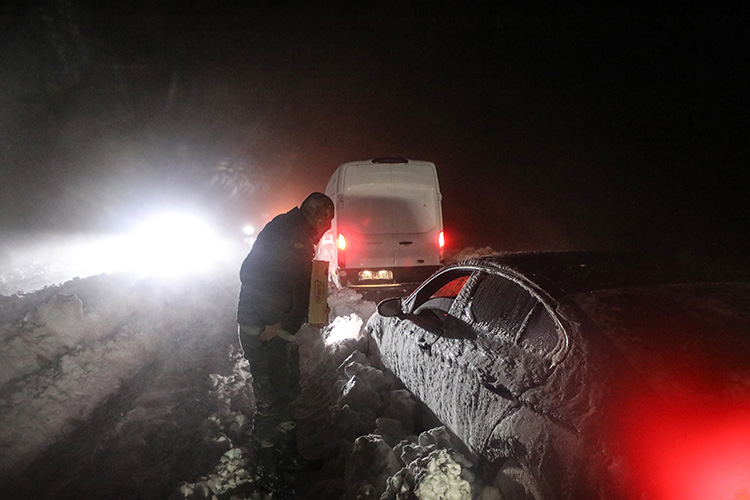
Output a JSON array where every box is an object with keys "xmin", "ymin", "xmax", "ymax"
[{"xmin": 0, "ymin": 241, "xmax": 501, "ymax": 499}]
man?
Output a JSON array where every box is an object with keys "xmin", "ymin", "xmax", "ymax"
[{"xmin": 237, "ymin": 192, "xmax": 334, "ymax": 495}]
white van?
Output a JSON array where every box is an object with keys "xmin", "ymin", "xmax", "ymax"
[{"xmin": 317, "ymin": 158, "xmax": 445, "ymax": 287}]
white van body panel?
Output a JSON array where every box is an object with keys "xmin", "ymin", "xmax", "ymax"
[{"xmin": 318, "ymin": 159, "xmax": 444, "ymax": 286}]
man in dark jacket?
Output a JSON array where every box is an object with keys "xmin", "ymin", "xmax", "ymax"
[{"xmin": 237, "ymin": 192, "xmax": 333, "ymax": 495}]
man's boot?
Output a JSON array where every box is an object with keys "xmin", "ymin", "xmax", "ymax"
[{"xmin": 278, "ymin": 428, "xmax": 324, "ymax": 473}]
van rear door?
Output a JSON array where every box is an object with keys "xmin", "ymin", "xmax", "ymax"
[
  {"xmin": 341, "ymin": 161, "xmax": 441, "ymax": 270},
  {"xmin": 389, "ymin": 165, "xmax": 442, "ymax": 268}
]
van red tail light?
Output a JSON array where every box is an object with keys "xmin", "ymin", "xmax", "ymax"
[
  {"xmin": 438, "ymin": 230, "xmax": 445, "ymax": 262},
  {"xmin": 337, "ymin": 233, "xmax": 346, "ymax": 268}
]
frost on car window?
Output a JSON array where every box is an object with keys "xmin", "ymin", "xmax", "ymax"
[
  {"xmin": 518, "ymin": 304, "xmax": 560, "ymax": 356},
  {"xmin": 470, "ymin": 275, "xmax": 537, "ymax": 340}
]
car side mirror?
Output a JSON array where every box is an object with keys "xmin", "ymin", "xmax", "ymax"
[{"xmin": 377, "ymin": 298, "xmax": 404, "ymax": 318}]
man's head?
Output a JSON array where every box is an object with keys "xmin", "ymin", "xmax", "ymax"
[{"xmin": 300, "ymin": 192, "xmax": 334, "ymax": 239}]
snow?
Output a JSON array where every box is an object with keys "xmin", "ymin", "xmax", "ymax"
[
  {"xmin": 413, "ymin": 449, "xmax": 471, "ymax": 500},
  {"xmin": 0, "ymin": 245, "xmax": 501, "ymax": 499}
]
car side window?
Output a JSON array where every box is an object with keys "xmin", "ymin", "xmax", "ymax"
[
  {"xmin": 410, "ymin": 270, "xmax": 474, "ymax": 313},
  {"xmin": 408, "ymin": 270, "xmax": 474, "ymax": 330},
  {"xmin": 469, "ymin": 274, "xmax": 537, "ymax": 340},
  {"xmin": 517, "ymin": 303, "xmax": 560, "ymax": 356},
  {"xmin": 431, "ymin": 275, "xmax": 470, "ymax": 299},
  {"xmin": 469, "ymin": 273, "xmax": 562, "ymax": 357}
]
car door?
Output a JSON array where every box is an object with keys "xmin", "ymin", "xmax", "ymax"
[
  {"xmin": 408, "ymin": 269, "xmax": 473, "ymax": 349},
  {"xmin": 374, "ymin": 268, "xmax": 478, "ymax": 436},
  {"xmin": 453, "ymin": 271, "xmax": 564, "ymax": 457}
]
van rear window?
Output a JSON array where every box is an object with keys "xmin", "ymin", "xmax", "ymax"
[
  {"xmin": 345, "ymin": 187, "xmax": 437, "ymax": 234},
  {"xmin": 341, "ymin": 163, "xmax": 440, "ymax": 235}
]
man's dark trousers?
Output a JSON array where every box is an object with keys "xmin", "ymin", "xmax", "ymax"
[{"xmin": 238, "ymin": 325, "xmax": 300, "ymax": 451}]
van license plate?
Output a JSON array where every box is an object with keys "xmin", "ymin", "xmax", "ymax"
[{"xmin": 359, "ymin": 270, "xmax": 393, "ymax": 281}]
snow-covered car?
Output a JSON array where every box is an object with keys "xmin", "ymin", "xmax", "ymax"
[{"xmin": 365, "ymin": 252, "xmax": 750, "ymax": 500}]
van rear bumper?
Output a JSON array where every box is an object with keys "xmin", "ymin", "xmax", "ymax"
[{"xmin": 341, "ymin": 265, "xmax": 441, "ymax": 287}]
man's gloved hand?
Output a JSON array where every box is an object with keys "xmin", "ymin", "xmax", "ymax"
[{"xmin": 259, "ymin": 322, "xmax": 283, "ymax": 341}]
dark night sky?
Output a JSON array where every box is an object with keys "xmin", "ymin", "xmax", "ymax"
[{"xmin": 1, "ymin": 1, "xmax": 748, "ymax": 259}]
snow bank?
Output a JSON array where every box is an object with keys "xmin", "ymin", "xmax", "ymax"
[
  {"xmin": 174, "ymin": 285, "xmax": 500, "ymax": 499},
  {"xmin": 0, "ymin": 249, "xmax": 503, "ymax": 498},
  {"xmin": 446, "ymin": 247, "xmax": 502, "ymax": 263},
  {"xmin": 0, "ymin": 279, "xmax": 159, "ymax": 472},
  {"xmin": 0, "ymin": 270, "xmax": 239, "ymax": 479}
]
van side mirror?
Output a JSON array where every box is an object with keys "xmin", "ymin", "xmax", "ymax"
[{"xmin": 377, "ymin": 298, "xmax": 404, "ymax": 318}]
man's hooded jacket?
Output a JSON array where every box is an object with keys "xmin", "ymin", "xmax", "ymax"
[{"xmin": 237, "ymin": 207, "xmax": 317, "ymax": 334}]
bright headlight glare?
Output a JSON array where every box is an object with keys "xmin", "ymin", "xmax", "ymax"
[
  {"xmin": 125, "ymin": 212, "xmax": 225, "ymax": 276},
  {"xmin": 0, "ymin": 211, "xmax": 231, "ymax": 291}
]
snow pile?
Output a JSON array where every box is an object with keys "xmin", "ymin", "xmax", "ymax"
[
  {"xmin": 0, "ymin": 251, "xmax": 503, "ymax": 498},
  {"xmin": 446, "ymin": 247, "xmax": 501, "ymax": 263},
  {"xmin": 0, "ymin": 269, "xmax": 240, "ymax": 496},
  {"xmin": 0, "ymin": 261, "xmax": 70, "ymax": 296},
  {"xmin": 0, "ymin": 277, "xmax": 166, "ymax": 472},
  {"xmin": 413, "ymin": 449, "xmax": 471, "ymax": 500},
  {"xmin": 172, "ymin": 285, "xmax": 499, "ymax": 499},
  {"xmin": 180, "ymin": 348, "xmax": 494, "ymax": 499},
  {"xmin": 324, "ymin": 287, "xmax": 377, "ymax": 346}
]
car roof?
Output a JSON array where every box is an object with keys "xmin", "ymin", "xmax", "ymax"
[
  {"xmin": 465, "ymin": 252, "xmax": 750, "ymax": 392},
  {"xmin": 462, "ymin": 251, "xmax": 750, "ymax": 295}
]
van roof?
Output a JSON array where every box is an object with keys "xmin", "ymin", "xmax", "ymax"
[
  {"xmin": 338, "ymin": 160, "xmax": 439, "ymax": 190},
  {"xmin": 371, "ymin": 157, "xmax": 409, "ymax": 164},
  {"xmin": 338, "ymin": 158, "xmax": 436, "ymax": 168}
]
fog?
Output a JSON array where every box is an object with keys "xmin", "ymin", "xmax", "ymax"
[{"xmin": 2, "ymin": 2, "xmax": 747, "ymax": 258}]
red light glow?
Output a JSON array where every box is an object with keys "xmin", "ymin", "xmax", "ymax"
[
  {"xmin": 337, "ymin": 233, "xmax": 347, "ymax": 251},
  {"xmin": 438, "ymin": 230, "xmax": 445, "ymax": 248},
  {"xmin": 612, "ymin": 396, "xmax": 750, "ymax": 500}
]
